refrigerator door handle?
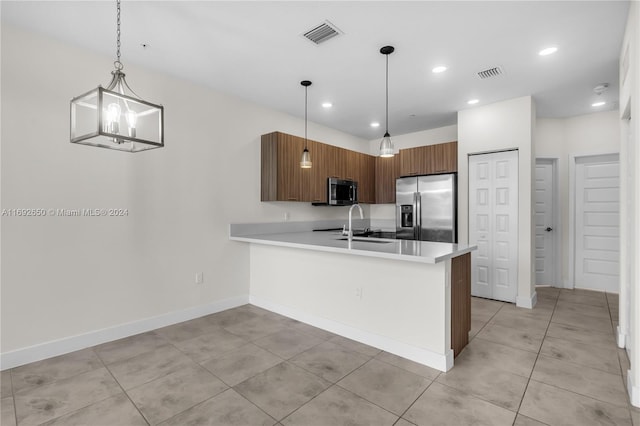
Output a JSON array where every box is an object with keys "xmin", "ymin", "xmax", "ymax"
[
  {"xmin": 412, "ymin": 192, "xmax": 416, "ymax": 240},
  {"xmin": 415, "ymin": 191, "xmax": 421, "ymax": 240}
]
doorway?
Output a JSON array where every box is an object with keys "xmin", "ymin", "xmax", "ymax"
[
  {"xmin": 570, "ymin": 153, "xmax": 620, "ymax": 293},
  {"xmin": 469, "ymin": 150, "xmax": 519, "ymax": 303},
  {"xmin": 535, "ymin": 159, "xmax": 559, "ymax": 286}
]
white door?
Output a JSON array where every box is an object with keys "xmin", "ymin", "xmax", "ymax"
[
  {"xmin": 574, "ymin": 154, "xmax": 620, "ymax": 293},
  {"xmin": 535, "ymin": 161, "xmax": 555, "ymax": 285},
  {"xmin": 469, "ymin": 150, "xmax": 519, "ymax": 302}
]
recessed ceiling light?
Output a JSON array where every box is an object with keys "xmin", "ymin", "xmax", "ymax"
[
  {"xmin": 370, "ymin": 122, "xmax": 380, "ymax": 128},
  {"xmin": 592, "ymin": 101, "xmax": 606, "ymax": 107},
  {"xmin": 539, "ymin": 47, "xmax": 558, "ymax": 56},
  {"xmin": 467, "ymin": 99, "xmax": 479, "ymax": 105},
  {"xmin": 322, "ymin": 102, "xmax": 332, "ymax": 108},
  {"xmin": 432, "ymin": 65, "xmax": 447, "ymax": 73}
]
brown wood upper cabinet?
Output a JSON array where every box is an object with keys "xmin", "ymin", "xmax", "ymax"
[
  {"xmin": 400, "ymin": 145, "xmax": 432, "ymax": 176},
  {"xmin": 261, "ymin": 132, "xmax": 311, "ymax": 202},
  {"xmin": 399, "ymin": 141, "xmax": 458, "ymax": 176},
  {"xmin": 262, "ymin": 131, "xmax": 456, "ymax": 203},
  {"xmin": 431, "ymin": 141, "xmax": 458, "ymax": 173},
  {"xmin": 375, "ymin": 155, "xmax": 400, "ymax": 204},
  {"xmin": 308, "ymin": 140, "xmax": 328, "ymax": 203},
  {"xmin": 356, "ymin": 153, "xmax": 376, "ymax": 204},
  {"xmin": 261, "ymin": 132, "xmax": 375, "ymax": 203}
]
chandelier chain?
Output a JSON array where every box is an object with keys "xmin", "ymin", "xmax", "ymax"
[{"xmin": 115, "ymin": 0, "xmax": 123, "ymax": 70}]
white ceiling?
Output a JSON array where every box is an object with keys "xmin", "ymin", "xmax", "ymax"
[{"xmin": 2, "ymin": 1, "xmax": 629, "ymax": 140}]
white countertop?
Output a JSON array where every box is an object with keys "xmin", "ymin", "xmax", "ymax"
[{"xmin": 229, "ymin": 229, "xmax": 476, "ymax": 264}]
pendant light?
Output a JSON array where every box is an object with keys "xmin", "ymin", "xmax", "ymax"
[
  {"xmin": 379, "ymin": 45, "xmax": 395, "ymax": 158},
  {"xmin": 70, "ymin": 0, "xmax": 164, "ymax": 152},
  {"xmin": 300, "ymin": 80, "xmax": 312, "ymax": 168}
]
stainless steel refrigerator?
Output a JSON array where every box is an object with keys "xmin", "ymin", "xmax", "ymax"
[{"xmin": 396, "ymin": 174, "xmax": 457, "ymax": 243}]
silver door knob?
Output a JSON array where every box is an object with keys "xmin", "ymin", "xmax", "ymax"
[{"xmin": 545, "ymin": 227, "xmax": 553, "ymax": 232}]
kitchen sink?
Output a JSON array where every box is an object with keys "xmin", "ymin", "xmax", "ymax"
[
  {"xmin": 336, "ymin": 238, "xmax": 392, "ymax": 244},
  {"xmin": 352, "ymin": 231, "xmax": 396, "ymax": 239}
]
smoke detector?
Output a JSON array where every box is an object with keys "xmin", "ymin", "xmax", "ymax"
[
  {"xmin": 593, "ymin": 83, "xmax": 609, "ymax": 95},
  {"xmin": 591, "ymin": 83, "xmax": 610, "ymax": 107}
]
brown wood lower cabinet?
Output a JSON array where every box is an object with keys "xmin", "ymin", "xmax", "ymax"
[{"xmin": 451, "ymin": 253, "xmax": 471, "ymax": 357}]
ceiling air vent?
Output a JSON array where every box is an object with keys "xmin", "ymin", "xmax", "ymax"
[
  {"xmin": 302, "ymin": 21, "xmax": 342, "ymax": 45},
  {"xmin": 477, "ymin": 66, "xmax": 504, "ymax": 79}
]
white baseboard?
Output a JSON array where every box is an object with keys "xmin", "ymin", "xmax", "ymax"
[
  {"xmin": 617, "ymin": 325, "xmax": 627, "ymax": 349},
  {"xmin": 250, "ymin": 295, "xmax": 454, "ymax": 372},
  {"xmin": 516, "ymin": 291, "xmax": 537, "ymax": 309},
  {"xmin": 628, "ymin": 370, "xmax": 640, "ymax": 408},
  {"xmin": 0, "ymin": 295, "xmax": 249, "ymax": 370}
]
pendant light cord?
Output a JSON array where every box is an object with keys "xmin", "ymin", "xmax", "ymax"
[
  {"xmin": 304, "ymin": 85, "xmax": 308, "ymax": 150},
  {"xmin": 385, "ymin": 53, "xmax": 389, "ymax": 134},
  {"xmin": 114, "ymin": 0, "xmax": 123, "ymax": 70}
]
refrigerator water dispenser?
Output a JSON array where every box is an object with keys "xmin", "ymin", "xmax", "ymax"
[{"xmin": 400, "ymin": 205, "xmax": 414, "ymax": 228}]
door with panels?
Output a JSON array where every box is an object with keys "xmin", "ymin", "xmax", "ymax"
[
  {"xmin": 469, "ymin": 150, "xmax": 519, "ymax": 302},
  {"xmin": 535, "ymin": 160, "xmax": 556, "ymax": 286},
  {"xmin": 574, "ymin": 154, "xmax": 620, "ymax": 293}
]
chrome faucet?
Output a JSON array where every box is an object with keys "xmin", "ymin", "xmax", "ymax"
[{"xmin": 345, "ymin": 204, "xmax": 364, "ymax": 242}]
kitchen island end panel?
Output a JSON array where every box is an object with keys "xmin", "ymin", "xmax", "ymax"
[{"xmin": 248, "ymin": 244, "xmax": 455, "ymax": 371}]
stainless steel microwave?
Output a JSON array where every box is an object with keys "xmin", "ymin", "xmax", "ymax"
[{"xmin": 328, "ymin": 178, "xmax": 358, "ymax": 206}]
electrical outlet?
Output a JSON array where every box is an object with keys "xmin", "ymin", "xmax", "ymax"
[
  {"xmin": 195, "ymin": 272, "xmax": 203, "ymax": 284},
  {"xmin": 355, "ymin": 287, "xmax": 363, "ymax": 300},
  {"xmin": 284, "ymin": 212, "xmax": 290, "ymax": 221}
]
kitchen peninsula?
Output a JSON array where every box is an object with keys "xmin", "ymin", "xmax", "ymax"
[{"xmin": 230, "ymin": 222, "xmax": 476, "ymax": 372}]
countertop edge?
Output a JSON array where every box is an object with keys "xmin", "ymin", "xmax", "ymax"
[{"xmin": 229, "ymin": 233, "xmax": 476, "ymax": 264}]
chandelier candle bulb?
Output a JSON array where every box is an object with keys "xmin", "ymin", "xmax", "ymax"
[
  {"xmin": 126, "ymin": 110, "xmax": 137, "ymax": 137},
  {"xmin": 106, "ymin": 103, "xmax": 121, "ymax": 134}
]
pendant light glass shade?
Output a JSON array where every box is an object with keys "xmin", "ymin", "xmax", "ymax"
[
  {"xmin": 379, "ymin": 45, "xmax": 395, "ymax": 157},
  {"xmin": 300, "ymin": 80, "xmax": 312, "ymax": 168},
  {"xmin": 70, "ymin": 0, "xmax": 164, "ymax": 152},
  {"xmin": 300, "ymin": 147, "xmax": 312, "ymax": 168},
  {"xmin": 379, "ymin": 132, "xmax": 394, "ymax": 158}
]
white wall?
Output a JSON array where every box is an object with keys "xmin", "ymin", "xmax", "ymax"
[
  {"xmin": 368, "ymin": 124, "xmax": 458, "ymax": 220},
  {"xmin": 536, "ymin": 111, "xmax": 620, "ymax": 287},
  {"xmin": 457, "ymin": 96, "xmax": 536, "ymax": 307},
  {"xmin": 0, "ymin": 25, "xmax": 370, "ymax": 358},
  {"xmin": 249, "ymin": 244, "xmax": 452, "ymax": 371},
  {"xmin": 367, "ymin": 124, "xmax": 457, "ymax": 156},
  {"xmin": 618, "ymin": 0, "xmax": 640, "ymax": 408}
]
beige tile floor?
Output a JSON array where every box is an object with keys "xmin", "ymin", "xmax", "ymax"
[{"xmin": 1, "ymin": 288, "xmax": 638, "ymax": 425}]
